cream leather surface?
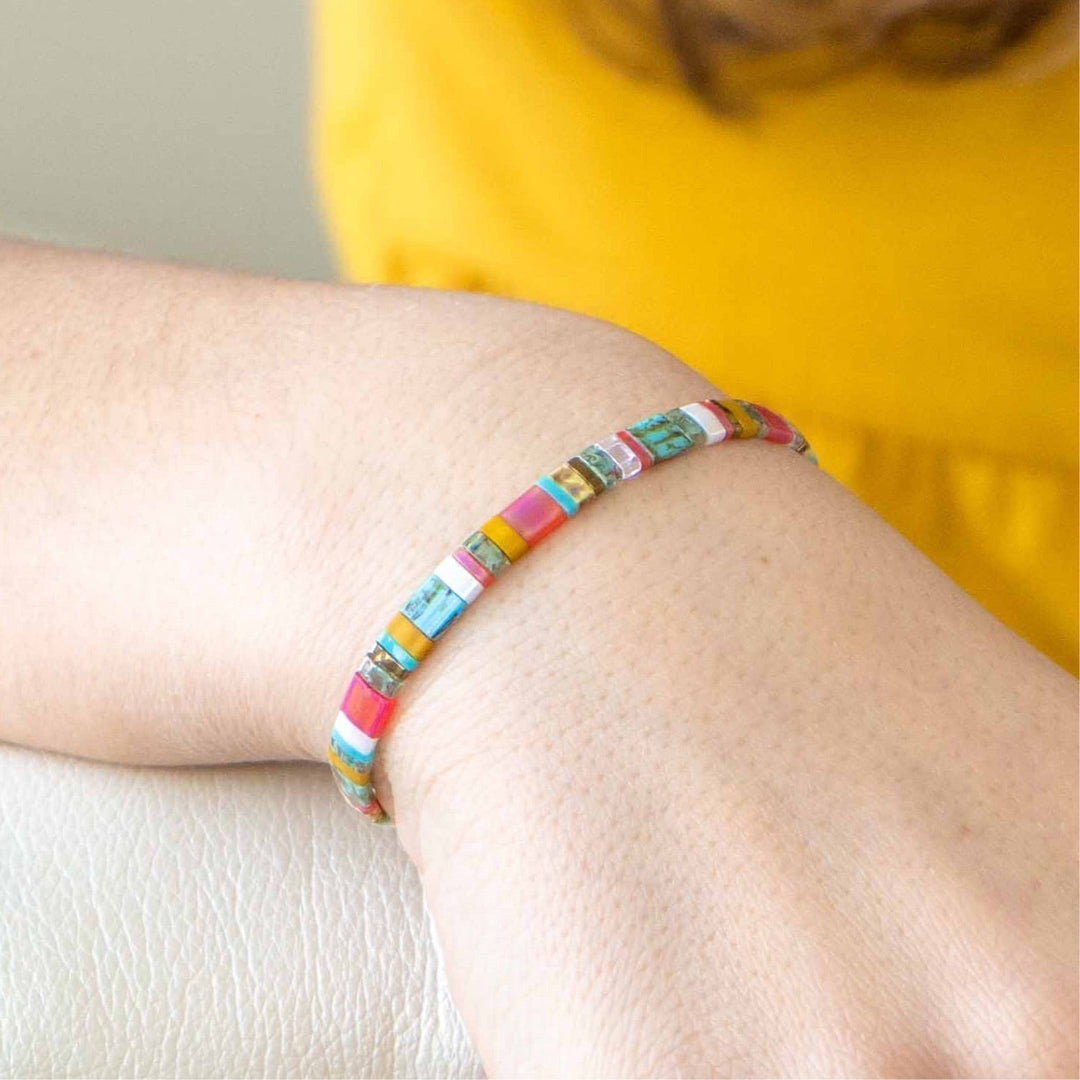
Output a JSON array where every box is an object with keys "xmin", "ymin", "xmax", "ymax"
[{"xmin": 0, "ymin": 745, "xmax": 483, "ymax": 1079}]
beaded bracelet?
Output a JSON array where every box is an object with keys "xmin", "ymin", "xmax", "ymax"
[{"xmin": 327, "ymin": 397, "xmax": 816, "ymax": 824}]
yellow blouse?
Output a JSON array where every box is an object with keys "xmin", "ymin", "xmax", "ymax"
[{"xmin": 313, "ymin": 0, "xmax": 1078, "ymax": 674}]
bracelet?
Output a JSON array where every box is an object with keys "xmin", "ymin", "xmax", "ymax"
[{"xmin": 327, "ymin": 397, "xmax": 816, "ymax": 824}]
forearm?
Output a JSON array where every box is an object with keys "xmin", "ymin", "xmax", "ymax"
[{"xmin": 2, "ymin": 240, "xmax": 1075, "ymax": 1076}]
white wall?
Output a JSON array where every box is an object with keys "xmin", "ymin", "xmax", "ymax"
[{"xmin": 0, "ymin": 1, "xmax": 334, "ymax": 279}]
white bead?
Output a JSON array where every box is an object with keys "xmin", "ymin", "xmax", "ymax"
[
  {"xmin": 597, "ymin": 433, "xmax": 642, "ymax": 480},
  {"xmin": 679, "ymin": 402, "xmax": 727, "ymax": 446},
  {"xmin": 434, "ymin": 554, "xmax": 484, "ymax": 604},
  {"xmin": 333, "ymin": 711, "xmax": 378, "ymax": 757}
]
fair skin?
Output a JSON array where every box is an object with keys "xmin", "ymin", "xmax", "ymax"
[{"xmin": 1, "ymin": 240, "xmax": 1076, "ymax": 1076}]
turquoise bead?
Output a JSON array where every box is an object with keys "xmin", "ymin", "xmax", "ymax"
[
  {"xmin": 626, "ymin": 413, "xmax": 696, "ymax": 462},
  {"xmin": 463, "ymin": 530, "xmax": 511, "ymax": 577},
  {"xmin": 376, "ymin": 630, "xmax": 419, "ymax": 671},
  {"xmin": 577, "ymin": 444, "xmax": 620, "ymax": 489},
  {"xmin": 401, "ymin": 574, "xmax": 467, "ymax": 640},
  {"xmin": 536, "ymin": 474, "xmax": 580, "ymax": 516}
]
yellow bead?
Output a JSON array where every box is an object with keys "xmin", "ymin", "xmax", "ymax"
[
  {"xmin": 480, "ymin": 514, "xmax": 529, "ymax": 562},
  {"xmin": 386, "ymin": 611, "xmax": 435, "ymax": 660},
  {"xmin": 722, "ymin": 399, "xmax": 760, "ymax": 438}
]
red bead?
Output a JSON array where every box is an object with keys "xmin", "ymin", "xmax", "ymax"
[
  {"xmin": 615, "ymin": 429, "xmax": 653, "ymax": 470},
  {"xmin": 751, "ymin": 404, "xmax": 795, "ymax": 445},
  {"xmin": 340, "ymin": 672, "xmax": 396, "ymax": 738},
  {"xmin": 499, "ymin": 485, "xmax": 567, "ymax": 547}
]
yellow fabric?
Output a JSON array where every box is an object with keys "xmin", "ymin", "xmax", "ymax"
[{"xmin": 313, "ymin": 0, "xmax": 1079, "ymax": 674}]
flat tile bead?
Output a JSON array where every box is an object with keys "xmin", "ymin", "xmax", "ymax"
[
  {"xmin": 480, "ymin": 514, "xmax": 530, "ymax": 562},
  {"xmin": 627, "ymin": 412, "xmax": 696, "ymax": 462},
  {"xmin": 371, "ymin": 643, "xmax": 411, "ymax": 682},
  {"xmin": 615, "ymin": 429, "xmax": 655, "ymax": 469},
  {"xmin": 536, "ymin": 474, "xmax": 581, "ymax": 516},
  {"xmin": 719, "ymin": 399, "xmax": 760, "ymax": 438},
  {"xmin": 699, "ymin": 399, "xmax": 735, "ymax": 440},
  {"xmin": 575, "ymin": 446, "xmax": 619, "ymax": 489},
  {"xmin": 750, "ymin": 403, "xmax": 796, "ymax": 445},
  {"xmin": 453, "ymin": 546, "xmax": 496, "ymax": 588},
  {"xmin": 376, "ymin": 629, "xmax": 420, "ymax": 672},
  {"xmin": 498, "ymin": 486, "xmax": 567, "ymax": 547},
  {"xmin": 596, "ymin": 433, "xmax": 642, "ymax": 480},
  {"xmin": 664, "ymin": 407, "xmax": 708, "ymax": 447},
  {"xmin": 462, "ymin": 530, "xmax": 511, "ymax": 577},
  {"xmin": 358, "ymin": 651, "xmax": 403, "ymax": 698},
  {"xmin": 567, "ymin": 454, "xmax": 609, "ymax": 496},
  {"xmin": 679, "ymin": 402, "xmax": 728, "ymax": 445},
  {"xmin": 327, "ymin": 743, "xmax": 371, "ymax": 787},
  {"xmin": 739, "ymin": 402, "xmax": 772, "ymax": 439},
  {"xmin": 402, "ymin": 574, "xmax": 467, "ymax": 640},
  {"xmin": 331, "ymin": 712, "xmax": 377, "ymax": 762},
  {"xmin": 331, "ymin": 769, "xmax": 385, "ymax": 821},
  {"xmin": 340, "ymin": 672, "xmax": 397, "ymax": 738},
  {"xmin": 548, "ymin": 463, "xmax": 596, "ymax": 508},
  {"xmin": 434, "ymin": 553, "xmax": 484, "ymax": 604},
  {"xmin": 385, "ymin": 611, "xmax": 435, "ymax": 661}
]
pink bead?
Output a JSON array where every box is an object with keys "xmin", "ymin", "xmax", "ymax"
[
  {"xmin": 499, "ymin": 485, "xmax": 567, "ymax": 547},
  {"xmin": 752, "ymin": 404, "xmax": 795, "ymax": 445},
  {"xmin": 452, "ymin": 546, "xmax": 495, "ymax": 588},
  {"xmin": 341, "ymin": 672, "xmax": 396, "ymax": 738}
]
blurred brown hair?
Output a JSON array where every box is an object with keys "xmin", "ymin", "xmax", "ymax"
[{"xmin": 571, "ymin": 0, "xmax": 1078, "ymax": 112}]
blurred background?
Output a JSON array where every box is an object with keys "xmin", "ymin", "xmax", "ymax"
[{"xmin": 0, "ymin": 0, "xmax": 333, "ymax": 280}]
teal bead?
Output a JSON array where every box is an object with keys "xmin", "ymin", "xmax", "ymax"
[
  {"xmin": 664, "ymin": 407, "xmax": 707, "ymax": 447},
  {"xmin": 626, "ymin": 412, "xmax": 696, "ymax": 462},
  {"xmin": 462, "ymin": 530, "xmax": 511, "ymax": 577},
  {"xmin": 577, "ymin": 444, "xmax": 620, "ymax": 489},
  {"xmin": 401, "ymin": 574, "xmax": 467, "ymax": 640}
]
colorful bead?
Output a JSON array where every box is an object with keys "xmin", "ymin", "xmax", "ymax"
[
  {"xmin": 575, "ymin": 446, "xmax": 619, "ymax": 490},
  {"xmin": 699, "ymin": 399, "xmax": 736, "ymax": 440},
  {"xmin": 567, "ymin": 454, "xmax": 610, "ymax": 495},
  {"xmin": 327, "ymin": 743, "xmax": 370, "ymax": 787},
  {"xmin": 480, "ymin": 515, "xmax": 530, "ymax": 562},
  {"xmin": 679, "ymin": 402, "xmax": 729, "ymax": 445},
  {"xmin": 626, "ymin": 412, "xmax": 696, "ymax": 462},
  {"xmin": 331, "ymin": 711, "xmax": 377, "ymax": 761},
  {"xmin": 498, "ymin": 486, "xmax": 567, "ymax": 547},
  {"xmin": 462, "ymin": 530, "xmax": 512, "ymax": 577},
  {"xmin": 402, "ymin": 574, "xmax": 468, "ymax": 640},
  {"xmin": 385, "ymin": 611, "xmax": 434, "ymax": 661},
  {"xmin": 341, "ymin": 672, "xmax": 397, "ymax": 739},
  {"xmin": 750, "ymin": 404, "xmax": 796, "ymax": 445},
  {"xmin": 536, "ymin": 474, "xmax": 581, "ymax": 517},
  {"xmin": 549, "ymin": 463, "xmax": 596, "ymax": 508},
  {"xmin": 376, "ymin": 630, "xmax": 420, "ymax": 672},
  {"xmin": 615, "ymin": 429, "xmax": 655, "ymax": 470},
  {"xmin": 435, "ymin": 553, "xmax": 485, "ymax": 604},
  {"xmin": 358, "ymin": 651, "xmax": 403, "ymax": 698},
  {"xmin": 371, "ymin": 643, "xmax": 411, "ymax": 682},
  {"xmin": 713, "ymin": 398, "xmax": 759, "ymax": 439},
  {"xmin": 327, "ymin": 396, "xmax": 816, "ymax": 824},
  {"xmin": 664, "ymin": 407, "xmax": 708, "ymax": 448},
  {"xmin": 596, "ymin": 432, "xmax": 643, "ymax": 480},
  {"xmin": 453, "ymin": 546, "xmax": 496, "ymax": 588}
]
